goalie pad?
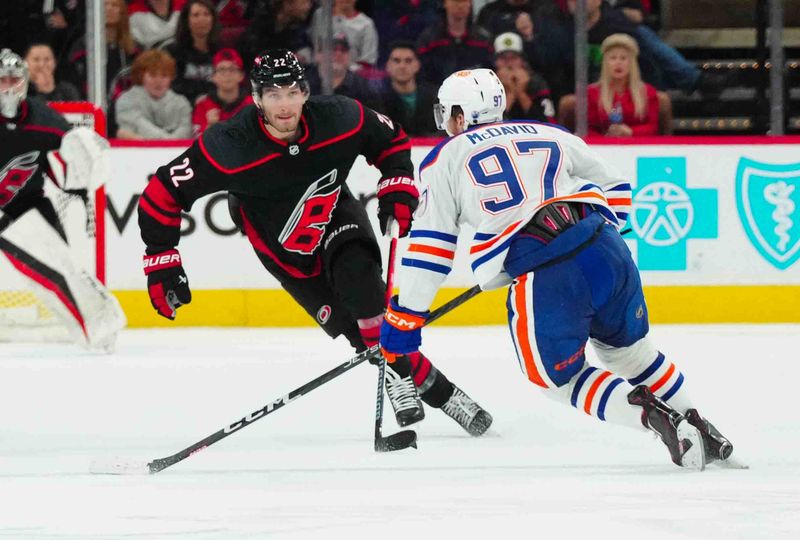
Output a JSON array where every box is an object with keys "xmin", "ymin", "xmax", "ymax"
[
  {"xmin": 0, "ymin": 210, "xmax": 126, "ymax": 352},
  {"xmin": 47, "ymin": 126, "xmax": 110, "ymax": 191}
]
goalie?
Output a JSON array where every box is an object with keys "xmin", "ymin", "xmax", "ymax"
[{"xmin": 0, "ymin": 48, "xmax": 126, "ymax": 351}]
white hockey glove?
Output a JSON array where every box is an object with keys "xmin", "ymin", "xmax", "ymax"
[{"xmin": 47, "ymin": 126, "xmax": 111, "ymax": 192}]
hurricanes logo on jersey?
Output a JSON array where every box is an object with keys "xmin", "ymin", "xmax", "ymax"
[
  {"xmin": 0, "ymin": 151, "xmax": 40, "ymax": 207},
  {"xmin": 278, "ymin": 169, "xmax": 341, "ymax": 255}
]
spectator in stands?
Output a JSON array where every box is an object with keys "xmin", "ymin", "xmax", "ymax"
[
  {"xmin": 417, "ymin": 0, "xmax": 494, "ymax": 85},
  {"xmin": 306, "ymin": 33, "xmax": 383, "ymax": 111},
  {"xmin": 69, "ymin": 0, "xmax": 140, "ymax": 98},
  {"xmin": 372, "ymin": 0, "xmax": 439, "ymax": 64},
  {"xmin": 585, "ymin": 33, "xmax": 659, "ymax": 136},
  {"xmin": 309, "ymin": 0, "xmax": 379, "ymax": 70},
  {"xmin": 492, "ymin": 32, "xmax": 555, "ymax": 123},
  {"xmin": 44, "ymin": 0, "xmax": 86, "ymax": 65},
  {"xmin": 476, "ymin": 0, "xmax": 557, "ymax": 39},
  {"xmin": 115, "ymin": 49, "xmax": 192, "ymax": 139},
  {"xmin": 540, "ymin": 0, "xmax": 726, "ymax": 97},
  {"xmin": 378, "ymin": 41, "xmax": 438, "ymax": 136},
  {"xmin": 25, "ymin": 42, "xmax": 81, "ymax": 102},
  {"xmin": 238, "ymin": 0, "xmax": 313, "ymax": 67},
  {"xmin": 166, "ymin": 0, "xmax": 221, "ymax": 103},
  {"xmin": 128, "ymin": 0, "xmax": 185, "ymax": 50},
  {"xmin": 192, "ymin": 48, "xmax": 253, "ymax": 135}
]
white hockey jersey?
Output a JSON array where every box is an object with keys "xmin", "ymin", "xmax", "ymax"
[{"xmin": 398, "ymin": 121, "xmax": 632, "ymax": 312}]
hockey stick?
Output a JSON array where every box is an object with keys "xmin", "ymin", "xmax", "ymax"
[
  {"xmin": 373, "ymin": 220, "xmax": 417, "ymax": 452},
  {"xmin": 90, "ymin": 282, "xmax": 482, "ymax": 475}
]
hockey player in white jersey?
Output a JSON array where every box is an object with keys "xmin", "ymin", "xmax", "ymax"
[
  {"xmin": 0, "ymin": 49, "xmax": 126, "ymax": 351},
  {"xmin": 380, "ymin": 68, "xmax": 735, "ymax": 469}
]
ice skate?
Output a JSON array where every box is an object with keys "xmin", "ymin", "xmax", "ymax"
[
  {"xmin": 628, "ymin": 385, "xmax": 706, "ymax": 470},
  {"xmin": 440, "ymin": 385, "xmax": 493, "ymax": 436},
  {"xmin": 385, "ymin": 364, "xmax": 425, "ymax": 427},
  {"xmin": 685, "ymin": 408, "xmax": 735, "ymax": 464}
]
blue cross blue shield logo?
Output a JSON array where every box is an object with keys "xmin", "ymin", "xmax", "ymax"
[
  {"xmin": 627, "ymin": 157, "xmax": 718, "ymax": 271},
  {"xmin": 736, "ymin": 158, "xmax": 800, "ymax": 270}
]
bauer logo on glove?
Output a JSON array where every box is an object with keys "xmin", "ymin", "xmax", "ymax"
[{"xmin": 143, "ymin": 249, "xmax": 191, "ymax": 320}]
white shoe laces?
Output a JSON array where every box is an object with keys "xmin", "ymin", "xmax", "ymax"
[
  {"xmin": 442, "ymin": 388, "xmax": 479, "ymax": 427},
  {"xmin": 385, "ymin": 369, "xmax": 419, "ymax": 413}
]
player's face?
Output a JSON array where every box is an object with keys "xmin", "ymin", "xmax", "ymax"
[
  {"xmin": 212, "ymin": 61, "xmax": 244, "ymax": 91},
  {"xmin": 446, "ymin": 112, "xmax": 466, "ymax": 136},
  {"xmin": 188, "ymin": 2, "xmax": 214, "ymax": 38},
  {"xmin": 142, "ymin": 70, "xmax": 172, "ymax": 99},
  {"xmin": 259, "ymin": 84, "xmax": 307, "ymax": 134},
  {"xmin": 605, "ymin": 47, "xmax": 632, "ymax": 81},
  {"xmin": 386, "ymin": 49, "xmax": 419, "ymax": 84}
]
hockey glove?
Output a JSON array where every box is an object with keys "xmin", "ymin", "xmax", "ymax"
[
  {"xmin": 377, "ymin": 176, "xmax": 419, "ymax": 237},
  {"xmin": 380, "ymin": 296, "xmax": 428, "ymax": 362},
  {"xmin": 143, "ymin": 249, "xmax": 191, "ymax": 320}
]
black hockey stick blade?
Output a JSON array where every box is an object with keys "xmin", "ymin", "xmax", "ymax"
[{"xmin": 375, "ymin": 429, "xmax": 417, "ymax": 452}]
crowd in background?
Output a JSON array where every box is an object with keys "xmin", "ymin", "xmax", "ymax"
[{"xmin": 1, "ymin": 0, "xmax": 727, "ymax": 139}]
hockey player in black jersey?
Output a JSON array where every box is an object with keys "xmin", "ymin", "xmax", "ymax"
[
  {"xmin": 137, "ymin": 49, "xmax": 493, "ymax": 436},
  {"xmin": 0, "ymin": 48, "xmax": 125, "ymax": 350}
]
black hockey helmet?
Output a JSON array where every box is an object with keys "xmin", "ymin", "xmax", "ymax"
[{"xmin": 250, "ymin": 49, "xmax": 309, "ymax": 97}]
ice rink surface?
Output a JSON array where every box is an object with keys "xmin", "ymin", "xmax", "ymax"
[{"xmin": 1, "ymin": 324, "xmax": 799, "ymax": 539}]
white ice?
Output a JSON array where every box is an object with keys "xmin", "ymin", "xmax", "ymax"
[{"xmin": 1, "ymin": 325, "xmax": 799, "ymax": 539}]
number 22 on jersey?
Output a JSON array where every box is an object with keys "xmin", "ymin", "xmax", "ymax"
[{"xmin": 466, "ymin": 140, "xmax": 562, "ymax": 214}]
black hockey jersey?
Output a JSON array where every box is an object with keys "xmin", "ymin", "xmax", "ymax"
[
  {"xmin": 138, "ymin": 95, "xmax": 413, "ymax": 276},
  {"xmin": 0, "ymin": 99, "xmax": 71, "ymax": 220}
]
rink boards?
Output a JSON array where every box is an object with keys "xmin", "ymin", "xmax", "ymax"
[{"xmin": 105, "ymin": 136, "xmax": 800, "ymax": 326}]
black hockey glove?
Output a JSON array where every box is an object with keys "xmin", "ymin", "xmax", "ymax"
[
  {"xmin": 376, "ymin": 176, "xmax": 419, "ymax": 237},
  {"xmin": 143, "ymin": 249, "xmax": 191, "ymax": 320}
]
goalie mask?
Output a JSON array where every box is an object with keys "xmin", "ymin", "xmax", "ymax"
[
  {"xmin": 0, "ymin": 48, "xmax": 29, "ymax": 119},
  {"xmin": 434, "ymin": 68, "xmax": 506, "ymax": 136}
]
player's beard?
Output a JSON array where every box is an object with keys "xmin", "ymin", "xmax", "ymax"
[{"xmin": 266, "ymin": 111, "xmax": 300, "ymax": 134}]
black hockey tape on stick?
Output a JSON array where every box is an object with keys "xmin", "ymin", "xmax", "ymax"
[{"xmin": 90, "ymin": 283, "xmax": 484, "ymax": 475}]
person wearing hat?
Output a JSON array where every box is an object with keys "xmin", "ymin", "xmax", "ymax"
[
  {"xmin": 493, "ymin": 32, "xmax": 555, "ymax": 123},
  {"xmin": 587, "ymin": 33, "xmax": 659, "ymax": 137},
  {"xmin": 191, "ymin": 48, "xmax": 253, "ymax": 135}
]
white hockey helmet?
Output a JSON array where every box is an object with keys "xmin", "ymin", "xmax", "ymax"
[
  {"xmin": 0, "ymin": 48, "xmax": 29, "ymax": 119},
  {"xmin": 434, "ymin": 68, "xmax": 506, "ymax": 136}
]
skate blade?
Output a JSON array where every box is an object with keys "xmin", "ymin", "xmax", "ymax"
[
  {"xmin": 677, "ymin": 420, "xmax": 706, "ymax": 471},
  {"xmin": 89, "ymin": 456, "xmax": 151, "ymax": 475}
]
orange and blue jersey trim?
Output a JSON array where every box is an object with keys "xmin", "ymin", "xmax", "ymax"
[
  {"xmin": 402, "ymin": 229, "xmax": 457, "ymax": 275},
  {"xmin": 469, "ymin": 220, "xmax": 524, "ymax": 271}
]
